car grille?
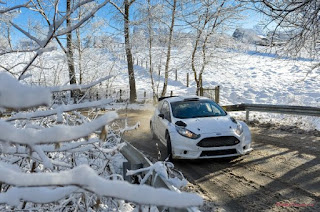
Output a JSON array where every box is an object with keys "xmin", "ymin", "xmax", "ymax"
[
  {"xmin": 200, "ymin": 149, "xmax": 237, "ymax": 157},
  {"xmin": 197, "ymin": 136, "xmax": 240, "ymax": 147}
]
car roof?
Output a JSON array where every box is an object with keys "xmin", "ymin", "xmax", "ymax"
[{"xmin": 159, "ymin": 96, "xmax": 211, "ymax": 103}]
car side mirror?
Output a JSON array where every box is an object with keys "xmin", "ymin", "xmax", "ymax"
[{"xmin": 158, "ymin": 113, "xmax": 165, "ymax": 119}]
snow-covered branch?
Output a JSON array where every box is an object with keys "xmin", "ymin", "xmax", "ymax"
[
  {"xmin": 0, "ymin": 186, "xmax": 78, "ymax": 207},
  {"xmin": 127, "ymin": 161, "xmax": 187, "ymax": 188},
  {"xmin": 6, "ymin": 98, "xmax": 113, "ymax": 121},
  {"xmin": 49, "ymin": 75, "xmax": 113, "ymax": 92},
  {"xmin": 56, "ymin": 0, "xmax": 110, "ymax": 37},
  {"xmin": 0, "ymin": 164, "xmax": 203, "ymax": 208},
  {"xmin": 9, "ymin": 21, "xmax": 42, "ymax": 47},
  {"xmin": 0, "ymin": 0, "xmax": 33, "ymax": 14},
  {"xmin": 120, "ymin": 119, "xmax": 140, "ymax": 134},
  {"xmin": 0, "ymin": 139, "xmax": 99, "ymax": 154},
  {"xmin": 0, "ymin": 112, "xmax": 118, "ymax": 145},
  {"xmin": 0, "ymin": 72, "xmax": 51, "ymax": 109},
  {"xmin": 93, "ymin": 142, "xmax": 126, "ymax": 154}
]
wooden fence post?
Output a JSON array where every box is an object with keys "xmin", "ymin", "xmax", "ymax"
[
  {"xmin": 120, "ymin": 89, "xmax": 122, "ymax": 101},
  {"xmin": 215, "ymin": 86, "xmax": 220, "ymax": 103},
  {"xmin": 170, "ymin": 91, "xmax": 173, "ymax": 96},
  {"xmin": 246, "ymin": 110, "xmax": 250, "ymax": 123},
  {"xmin": 187, "ymin": 73, "xmax": 189, "ymax": 87},
  {"xmin": 175, "ymin": 69, "xmax": 177, "ymax": 81},
  {"xmin": 200, "ymin": 87, "xmax": 204, "ymax": 96}
]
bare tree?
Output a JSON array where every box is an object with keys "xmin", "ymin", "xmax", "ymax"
[
  {"xmin": 0, "ymin": 0, "xmax": 109, "ymax": 79},
  {"xmin": 183, "ymin": 0, "xmax": 243, "ymax": 95},
  {"xmin": 160, "ymin": 0, "xmax": 177, "ymax": 97},
  {"xmin": 67, "ymin": 0, "xmax": 77, "ymax": 99},
  {"xmin": 110, "ymin": 0, "xmax": 137, "ymax": 103},
  {"xmin": 147, "ymin": 0, "xmax": 157, "ymax": 101}
]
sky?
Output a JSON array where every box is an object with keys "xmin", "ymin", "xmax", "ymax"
[{"xmin": 1, "ymin": 0, "xmax": 268, "ymax": 44}]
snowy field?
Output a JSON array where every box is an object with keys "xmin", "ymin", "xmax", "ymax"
[{"xmin": 1, "ymin": 46, "xmax": 319, "ymax": 130}]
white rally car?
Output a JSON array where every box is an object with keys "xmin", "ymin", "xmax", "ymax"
[{"xmin": 150, "ymin": 96, "xmax": 252, "ymax": 160}]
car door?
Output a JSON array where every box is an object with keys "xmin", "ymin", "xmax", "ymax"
[{"xmin": 156, "ymin": 101, "xmax": 171, "ymax": 143}]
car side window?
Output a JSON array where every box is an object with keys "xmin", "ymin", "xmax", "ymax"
[{"xmin": 160, "ymin": 101, "xmax": 171, "ymax": 122}]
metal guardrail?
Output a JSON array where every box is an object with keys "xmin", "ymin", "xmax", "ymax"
[
  {"xmin": 120, "ymin": 140, "xmax": 200, "ymax": 212},
  {"xmin": 222, "ymin": 103, "xmax": 320, "ymax": 122}
]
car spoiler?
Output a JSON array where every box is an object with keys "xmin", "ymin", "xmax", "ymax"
[{"xmin": 158, "ymin": 96, "xmax": 177, "ymax": 101}]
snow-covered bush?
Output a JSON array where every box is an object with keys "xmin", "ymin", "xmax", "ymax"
[{"xmin": 0, "ymin": 72, "xmax": 202, "ymax": 211}]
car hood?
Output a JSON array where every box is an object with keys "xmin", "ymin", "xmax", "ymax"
[{"xmin": 175, "ymin": 116, "xmax": 235, "ymax": 135}]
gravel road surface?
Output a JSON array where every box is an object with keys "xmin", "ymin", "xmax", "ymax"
[{"xmin": 120, "ymin": 109, "xmax": 320, "ymax": 212}]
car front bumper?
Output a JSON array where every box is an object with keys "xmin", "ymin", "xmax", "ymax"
[{"xmin": 169, "ymin": 130, "xmax": 252, "ymax": 159}]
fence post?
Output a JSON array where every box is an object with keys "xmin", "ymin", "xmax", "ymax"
[
  {"xmin": 187, "ymin": 73, "xmax": 189, "ymax": 87},
  {"xmin": 170, "ymin": 91, "xmax": 173, "ymax": 96},
  {"xmin": 120, "ymin": 89, "xmax": 122, "ymax": 102},
  {"xmin": 175, "ymin": 69, "xmax": 177, "ymax": 81},
  {"xmin": 200, "ymin": 87, "xmax": 203, "ymax": 96},
  {"xmin": 215, "ymin": 86, "xmax": 220, "ymax": 103},
  {"xmin": 245, "ymin": 110, "xmax": 250, "ymax": 123}
]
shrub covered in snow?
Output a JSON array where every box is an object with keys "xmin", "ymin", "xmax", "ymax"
[{"xmin": 0, "ymin": 73, "xmax": 202, "ymax": 211}]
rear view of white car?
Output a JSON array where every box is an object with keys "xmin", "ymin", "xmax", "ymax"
[{"xmin": 150, "ymin": 96, "xmax": 252, "ymax": 160}]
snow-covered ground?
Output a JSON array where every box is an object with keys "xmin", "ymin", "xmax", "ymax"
[
  {"xmin": 100, "ymin": 47, "xmax": 320, "ymax": 130},
  {"xmin": 1, "ymin": 46, "xmax": 319, "ymax": 131}
]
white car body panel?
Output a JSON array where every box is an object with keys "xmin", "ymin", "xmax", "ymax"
[{"xmin": 150, "ymin": 96, "xmax": 252, "ymax": 159}]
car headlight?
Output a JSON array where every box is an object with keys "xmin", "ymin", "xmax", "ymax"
[
  {"xmin": 235, "ymin": 122, "xmax": 243, "ymax": 135},
  {"xmin": 175, "ymin": 126, "xmax": 200, "ymax": 139}
]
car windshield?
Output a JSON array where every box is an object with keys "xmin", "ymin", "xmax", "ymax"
[{"xmin": 171, "ymin": 99, "xmax": 227, "ymax": 119}]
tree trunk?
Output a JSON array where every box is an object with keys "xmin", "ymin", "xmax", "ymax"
[
  {"xmin": 124, "ymin": 0, "xmax": 137, "ymax": 103},
  {"xmin": 192, "ymin": 29, "xmax": 201, "ymax": 95},
  {"xmin": 76, "ymin": 28, "xmax": 83, "ymax": 84},
  {"xmin": 160, "ymin": 0, "xmax": 177, "ymax": 97},
  {"xmin": 66, "ymin": 0, "xmax": 77, "ymax": 99},
  {"xmin": 147, "ymin": 0, "xmax": 156, "ymax": 102}
]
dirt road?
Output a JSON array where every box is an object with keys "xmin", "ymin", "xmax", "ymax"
[{"xmin": 121, "ymin": 109, "xmax": 320, "ymax": 212}]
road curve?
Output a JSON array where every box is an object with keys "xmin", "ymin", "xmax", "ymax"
[{"xmin": 121, "ymin": 109, "xmax": 320, "ymax": 212}]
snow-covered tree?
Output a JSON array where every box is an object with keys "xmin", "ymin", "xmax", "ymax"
[
  {"xmin": 183, "ymin": 0, "xmax": 243, "ymax": 95},
  {"xmin": 249, "ymin": 0, "xmax": 320, "ymax": 59}
]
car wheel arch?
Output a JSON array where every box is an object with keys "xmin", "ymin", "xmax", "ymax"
[{"xmin": 165, "ymin": 130, "xmax": 173, "ymax": 161}]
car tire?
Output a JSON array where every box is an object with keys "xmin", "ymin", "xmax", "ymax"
[
  {"xmin": 150, "ymin": 122, "xmax": 156, "ymax": 139},
  {"xmin": 166, "ymin": 134, "xmax": 173, "ymax": 161}
]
